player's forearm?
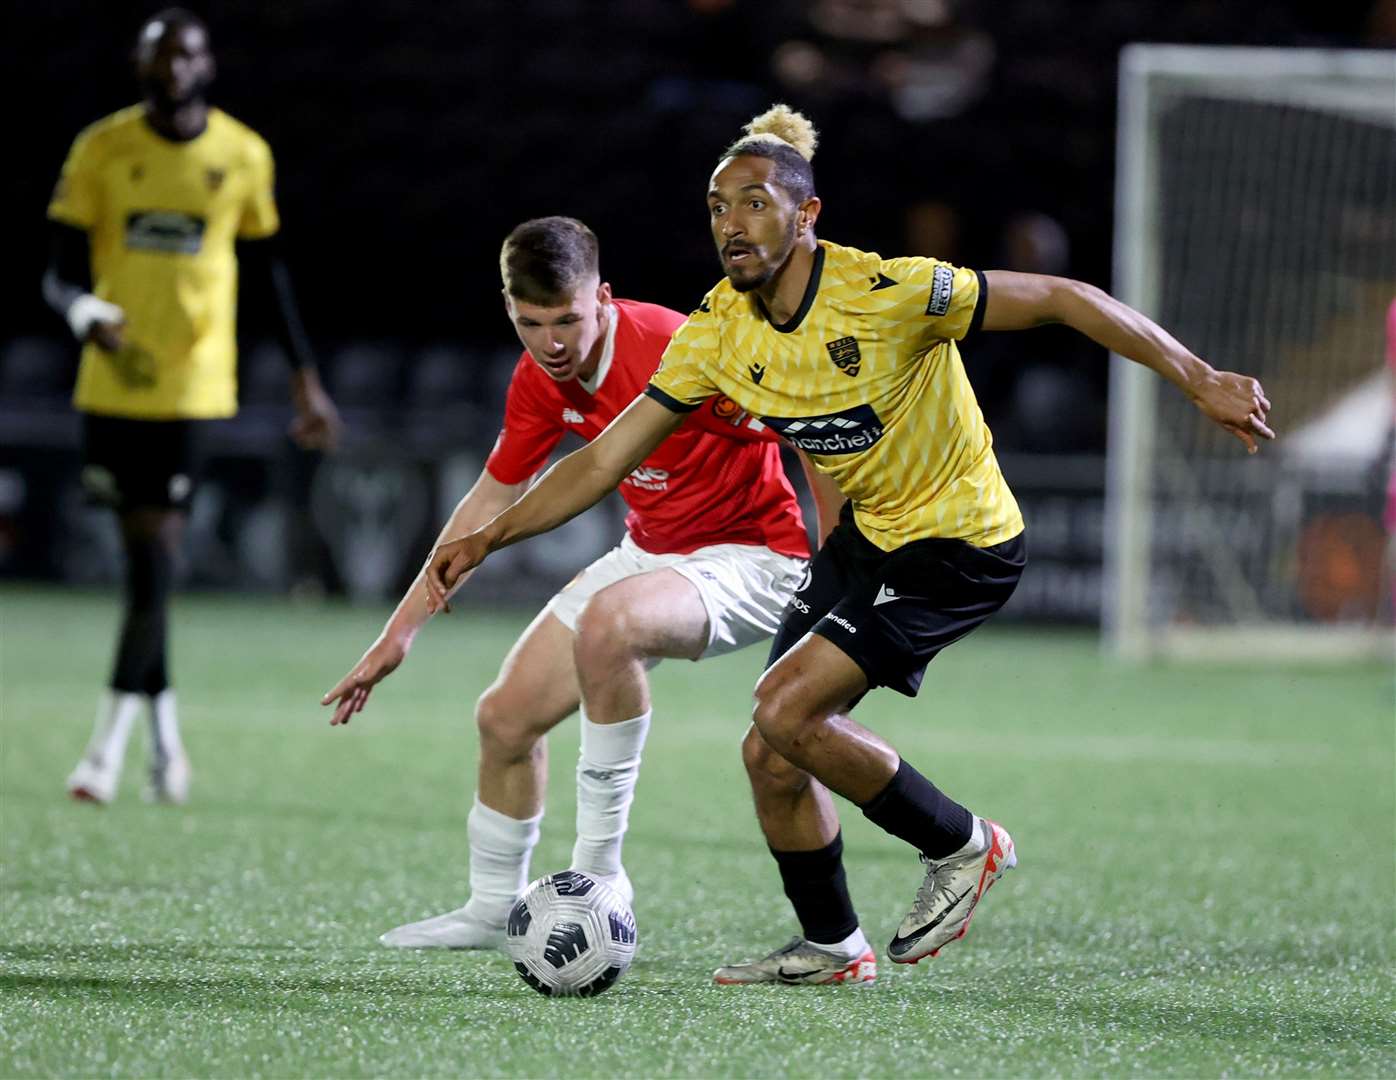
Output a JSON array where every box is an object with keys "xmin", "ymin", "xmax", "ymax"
[
  {"xmin": 988, "ymin": 271, "xmax": 1212, "ymax": 394},
  {"xmin": 1057, "ymin": 279, "xmax": 1211, "ymax": 391},
  {"xmin": 477, "ymin": 443, "xmax": 636, "ymax": 554},
  {"xmin": 240, "ymin": 238, "xmax": 317, "ymax": 371},
  {"xmin": 381, "ymin": 474, "xmax": 524, "ymax": 644},
  {"xmin": 43, "ymin": 222, "xmax": 118, "ymax": 339}
]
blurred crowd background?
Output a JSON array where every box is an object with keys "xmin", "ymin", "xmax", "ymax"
[{"xmin": 3, "ymin": 0, "xmax": 1393, "ymax": 617}]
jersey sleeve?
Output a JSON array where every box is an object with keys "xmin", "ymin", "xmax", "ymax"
[
  {"xmin": 876, "ymin": 256, "xmax": 985, "ymax": 349},
  {"xmin": 47, "ymin": 128, "xmax": 102, "ymax": 229},
  {"xmin": 645, "ymin": 298, "xmax": 723, "ymax": 413},
  {"xmin": 684, "ymin": 394, "xmax": 778, "ymax": 444},
  {"xmin": 483, "ymin": 361, "xmax": 566, "ymax": 485},
  {"xmin": 238, "ymin": 134, "xmax": 281, "ymax": 239}
]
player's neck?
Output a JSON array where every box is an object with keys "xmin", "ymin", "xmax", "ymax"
[
  {"xmin": 755, "ymin": 238, "xmax": 818, "ymax": 326},
  {"xmin": 143, "ymin": 100, "xmax": 209, "ymax": 143}
]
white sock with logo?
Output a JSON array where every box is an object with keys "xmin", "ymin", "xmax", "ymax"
[
  {"xmin": 464, "ymin": 795, "xmax": 542, "ymax": 927},
  {"xmin": 149, "ymin": 689, "xmax": 184, "ymax": 767},
  {"xmin": 571, "ymin": 708, "xmax": 651, "ymax": 877},
  {"xmin": 81, "ymin": 690, "xmax": 142, "ymax": 772},
  {"xmin": 809, "ymin": 925, "xmax": 870, "ymax": 959}
]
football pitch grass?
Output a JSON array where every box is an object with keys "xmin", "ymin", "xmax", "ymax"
[{"xmin": 2, "ymin": 585, "xmax": 1392, "ymax": 1078}]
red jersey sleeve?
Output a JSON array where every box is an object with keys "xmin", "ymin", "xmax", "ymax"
[
  {"xmin": 683, "ymin": 394, "xmax": 782, "ymax": 445},
  {"xmin": 484, "ymin": 358, "xmax": 566, "ymax": 485}
]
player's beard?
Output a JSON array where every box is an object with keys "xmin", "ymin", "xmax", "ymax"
[{"xmin": 725, "ymin": 216, "xmax": 798, "ymax": 294}]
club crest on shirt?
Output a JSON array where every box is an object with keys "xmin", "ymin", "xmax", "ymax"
[
  {"xmin": 825, "ymin": 336, "xmax": 861, "ymax": 377},
  {"xmin": 205, "ymin": 168, "xmax": 226, "ymax": 192}
]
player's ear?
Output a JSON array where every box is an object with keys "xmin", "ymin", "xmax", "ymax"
[
  {"xmin": 798, "ymin": 196, "xmax": 822, "ymax": 236},
  {"xmin": 596, "ymin": 280, "xmax": 613, "ymax": 305}
]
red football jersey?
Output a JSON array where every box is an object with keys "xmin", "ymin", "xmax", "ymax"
[{"xmin": 486, "ymin": 299, "xmax": 809, "ymax": 558}]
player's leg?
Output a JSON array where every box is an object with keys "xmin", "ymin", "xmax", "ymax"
[
  {"xmin": 68, "ymin": 417, "xmax": 197, "ymax": 805},
  {"xmin": 380, "ymin": 607, "xmax": 580, "ymax": 949},
  {"xmin": 714, "ymin": 654, "xmax": 878, "ymax": 985},
  {"xmin": 568, "ymin": 541, "xmax": 808, "ymax": 899},
  {"xmin": 751, "ymin": 532, "xmax": 1027, "ymax": 965},
  {"xmin": 568, "ymin": 566, "xmax": 710, "ymax": 894}
]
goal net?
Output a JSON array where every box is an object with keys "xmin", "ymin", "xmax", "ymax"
[{"xmin": 1105, "ymin": 45, "xmax": 1396, "ymax": 660}]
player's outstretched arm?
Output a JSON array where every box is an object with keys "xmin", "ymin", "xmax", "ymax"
[
  {"xmin": 981, "ymin": 270, "xmax": 1274, "ymax": 453},
  {"xmin": 320, "ymin": 468, "xmax": 527, "ymax": 725},
  {"xmin": 423, "ymin": 395, "xmax": 684, "ymax": 613}
]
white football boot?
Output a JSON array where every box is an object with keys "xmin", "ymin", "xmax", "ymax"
[
  {"xmin": 887, "ymin": 817, "xmax": 1016, "ymax": 964},
  {"xmin": 378, "ymin": 906, "xmax": 506, "ymax": 950},
  {"xmin": 66, "ymin": 691, "xmax": 141, "ymax": 804},
  {"xmin": 144, "ymin": 690, "xmax": 190, "ymax": 804},
  {"xmin": 713, "ymin": 936, "xmax": 877, "ymax": 986},
  {"xmin": 66, "ymin": 757, "xmax": 120, "ymax": 805}
]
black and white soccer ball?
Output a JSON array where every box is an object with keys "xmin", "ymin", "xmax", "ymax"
[{"xmin": 504, "ymin": 870, "xmax": 638, "ymax": 997}]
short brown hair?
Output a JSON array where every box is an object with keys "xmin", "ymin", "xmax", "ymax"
[{"xmin": 500, "ymin": 217, "xmax": 599, "ymax": 305}]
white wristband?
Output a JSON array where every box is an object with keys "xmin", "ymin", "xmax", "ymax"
[{"xmin": 66, "ymin": 294, "xmax": 125, "ymax": 341}]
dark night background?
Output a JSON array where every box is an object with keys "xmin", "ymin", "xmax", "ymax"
[{"xmin": 2, "ymin": 0, "xmax": 1391, "ymax": 607}]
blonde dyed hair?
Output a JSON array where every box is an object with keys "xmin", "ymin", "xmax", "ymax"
[
  {"xmin": 720, "ymin": 104, "xmax": 819, "ymax": 202},
  {"xmin": 740, "ymin": 104, "xmax": 818, "ymax": 162}
]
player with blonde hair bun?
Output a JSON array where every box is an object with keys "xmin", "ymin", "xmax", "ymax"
[{"xmin": 420, "ymin": 105, "xmax": 1273, "ymax": 985}]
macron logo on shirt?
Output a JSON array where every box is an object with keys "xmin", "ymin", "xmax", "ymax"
[{"xmin": 562, "ymin": 408, "xmax": 585, "ymax": 424}]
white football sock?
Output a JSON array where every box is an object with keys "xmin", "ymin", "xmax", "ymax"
[
  {"xmin": 809, "ymin": 925, "xmax": 870, "ymax": 959},
  {"xmin": 82, "ymin": 690, "xmax": 142, "ymax": 771},
  {"xmin": 464, "ymin": 795, "xmax": 541, "ymax": 927},
  {"xmin": 149, "ymin": 689, "xmax": 184, "ymax": 766},
  {"xmin": 571, "ymin": 708, "xmax": 651, "ymax": 877}
]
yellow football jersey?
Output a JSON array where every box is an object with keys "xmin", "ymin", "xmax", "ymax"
[
  {"xmin": 648, "ymin": 240, "xmax": 1023, "ymax": 551},
  {"xmin": 47, "ymin": 106, "xmax": 280, "ymax": 420}
]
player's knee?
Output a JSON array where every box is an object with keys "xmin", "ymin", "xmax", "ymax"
[
  {"xmin": 474, "ymin": 686, "xmax": 539, "ymax": 762},
  {"xmin": 750, "ymin": 675, "xmax": 809, "ymax": 753},
  {"xmin": 573, "ymin": 590, "xmax": 636, "ymax": 669},
  {"xmin": 740, "ymin": 724, "xmax": 808, "ymax": 795}
]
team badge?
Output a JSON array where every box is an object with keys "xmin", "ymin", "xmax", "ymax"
[
  {"xmin": 825, "ymin": 336, "xmax": 861, "ymax": 377},
  {"xmin": 205, "ymin": 168, "xmax": 226, "ymax": 192}
]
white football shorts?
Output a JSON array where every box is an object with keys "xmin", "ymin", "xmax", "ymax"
[{"xmin": 546, "ymin": 534, "xmax": 808, "ymax": 660}]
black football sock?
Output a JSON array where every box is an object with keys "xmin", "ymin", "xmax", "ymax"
[
  {"xmin": 769, "ymin": 832, "xmax": 859, "ymax": 947},
  {"xmin": 859, "ymin": 758, "xmax": 973, "ymax": 859},
  {"xmin": 110, "ymin": 532, "xmax": 173, "ymax": 696}
]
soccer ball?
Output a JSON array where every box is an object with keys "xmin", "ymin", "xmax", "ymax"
[{"xmin": 504, "ymin": 870, "xmax": 638, "ymax": 997}]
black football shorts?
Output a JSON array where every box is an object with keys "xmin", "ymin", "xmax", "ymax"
[
  {"xmin": 80, "ymin": 414, "xmax": 203, "ymax": 512},
  {"xmin": 767, "ymin": 502, "xmax": 1026, "ymax": 699}
]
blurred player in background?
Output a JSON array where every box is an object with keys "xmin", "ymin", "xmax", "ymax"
[
  {"xmin": 421, "ymin": 105, "xmax": 1274, "ymax": 986},
  {"xmin": 322, "ymin": 217, "xmax": 844, "ymax": 952},
  {"xmin": 44, "ymin": 8, "xmax": 341, "ymax": 805}
]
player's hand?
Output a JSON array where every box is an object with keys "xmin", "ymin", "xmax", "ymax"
[
  {"xmin": 320, "ymin": 636, "xmax": 408, "ymax": 726},
  {"xmin": 423, "ymin": 532, "xmax": 491, "ymax": 614},
  {"xmin": 86, "ymin": 318, "xmax": 126, "ymax": 353},
  {"xmin": 1189, "ymin": 368, "xmax": 1274, "ymax": 454},
  {"xmin": 290, "ymin": 368, "xmax": 344, "ymax": 452}
]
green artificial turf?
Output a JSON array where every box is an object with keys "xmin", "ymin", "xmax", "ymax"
[{"xmin": 2, "ymin": 585, "xmax": 1393, "ymax": 1077}]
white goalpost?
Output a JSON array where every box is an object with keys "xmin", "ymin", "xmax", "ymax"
[{"xmin": 1104, "ymin": 45, "xmax": 1396, "ymax": 661}]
